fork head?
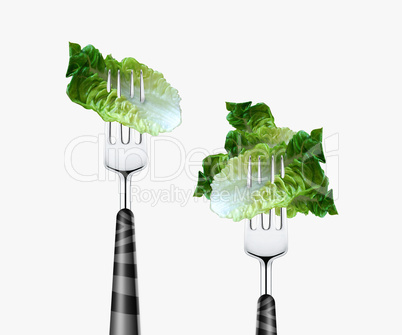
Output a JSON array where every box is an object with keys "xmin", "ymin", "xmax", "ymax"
[
  {"xmin": 104, "ymin": 68, "xmax": 148, "ymax": 175},
  {"xmin": 104, "ymin": 122, "xmax": 148, "ymax": 175},
  {"xmin": 244, "ymin": 155, "xmax": 288, "ymax": 261}
]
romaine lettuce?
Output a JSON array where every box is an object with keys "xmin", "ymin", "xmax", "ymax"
[
  {"xmin": 66, "ymin": 42, "xmax": 181, "ymax": 136},
  {"xmin": 194, "ymin": 101, "xmax": 337, "ymax": 221}
]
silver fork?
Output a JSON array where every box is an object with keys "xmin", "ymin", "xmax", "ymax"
[
  {"xmin": 105, "ymin": 69, "xmax": 148, "ymax": 335},
  {"xmin": 244, "ymin": 155, "xmax": 288, "ymax": 335}
]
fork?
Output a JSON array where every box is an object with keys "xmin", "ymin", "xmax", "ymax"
[
  {"xmin": 105, "ymin": 69, "xmax": 148, "ymax": 335},
  {"xmin": 244, "ymin": 155, "xmax": 288, "ymax": 335}
]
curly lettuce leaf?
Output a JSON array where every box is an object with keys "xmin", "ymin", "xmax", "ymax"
[
  {"xmin": 193, "ymin": 154, "xmax": 229, "ymax": 199},
  {"xmin": 226, "ymin": 101, "xmax": 276, "ymax": 132},
  {"xmin": 225, "ymin": 126, "xmax": 296, "ymax": 157},
  {"xmin": 195, "ymin": 102, "xmax": 295, "ymax": 199},
  {"xmin": 210, "ymin": 142, "xmax": 337, "ymax": 221},
  {"xmin": 66, "ymin": 42, "xmax": 181, "ymax": 136},
  {"xmin": 194, "ymin": 101, "xmax": 337, "ymax": 220}
]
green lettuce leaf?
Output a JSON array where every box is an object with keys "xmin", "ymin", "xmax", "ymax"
[
  {"xmin": 226, "ymin": 101, "xmax": 276, "ymax": 132},
  {"xmin": 225, "ymin": 126, "xmax": 296, "ymax": 157},
  {"xmin": 194, "ymin": 101, "xmax": 337, "ymax": 220},
  {"xmin": 193, "ymin": 154, "xmax": 229, "ymax": 199},
  {"xmin": 194, "ymin": 103, "xmax": 296, "ymax": 198},
  {"xmin": 66, "ymin": 42, "xmax": 181, "ymax": 136},
  {"xmin": 210, "ymin": 142, "xmax": 337, "ymax": 221}
]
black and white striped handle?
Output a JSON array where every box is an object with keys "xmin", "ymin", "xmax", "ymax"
[
  {"xmin": 256, "ymin": 294, "xmax": 277, "ymax": 335},
  {"xmin": 109, "ymin": 209, "xmax": 140, "ymax": 335}
]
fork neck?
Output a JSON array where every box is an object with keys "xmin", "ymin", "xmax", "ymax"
[
  {"xmin": 119, "ymin": 172, "xmax": 131, "ymax": 210},
  {"xmin": 260, "ymin": 257, "xmax": 273, "ymax": 296}
]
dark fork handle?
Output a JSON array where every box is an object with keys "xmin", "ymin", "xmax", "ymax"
[
  {"xmin": 109, "ymin": 209, "xmax": 140, "ymax": 335},
  {"xmin": 256, "ymin": 294, "xmax": 277, "ymax": 335}
]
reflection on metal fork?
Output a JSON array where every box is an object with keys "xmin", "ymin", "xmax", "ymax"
[
  {"xmin": 245, "ymin": 155, "xmax": 288, "ymax": 295},
  {"xmin": 244, "ymin": 155, "xmax": 288, "ymax": 335},
  {"xmin": 105, "ymin": 68, "xmax": 147, "ymax": 210}
]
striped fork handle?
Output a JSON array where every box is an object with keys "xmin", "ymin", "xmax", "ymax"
[
  {"xmin": 256, "ymin": 294, "xmax": 277, "ymax": 335},
  {"xmin": 109, "ymin": 209, "xmax": 140, "ymax": 335}
]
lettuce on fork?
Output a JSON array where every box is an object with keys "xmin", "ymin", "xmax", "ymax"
[
  {"xmin": 66, "ymin": 42, "xmax": 181, "ymax": 136},
  {"xmin": 194, "ymin": 101, "xmax": 337, "ymax": 221}
]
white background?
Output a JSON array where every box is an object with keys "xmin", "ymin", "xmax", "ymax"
[{"xmin": 1, "ymin": 0, "xmax": 401, "ymax": 334}]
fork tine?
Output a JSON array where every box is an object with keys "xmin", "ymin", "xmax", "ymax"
[
  {"xmin": 256, "ymin": 156, "xmax": 267, "ymax": 230},
  {"xmin": 247, "ymin": 156, "xmax": 252, "ymax": 189},
  {"xmin": 130, "ymin": 70, "xmax": 134, "ymax": 98},
  {"xmin": 268, "ymin": 155, "xmax": 275, "ymax": 229},
  {"xmin": 246, "ymin": 156, "xmax": 254, "ymax": 230},
  {"xmin": 137, "ymin": 133, "xmax": 143, "ymax": 145},
  {"xmin": 121, "ymin": 124, "xmax": 133, "ymax": 145},
  {"xmin": 107, "ymin": 69, "xmax": 111, "ymax": 92},
  {"xmin": 105, "ymin": 122, "xmax": 112, "ymax": 144},
  {"xmin": 280, "ymin": 155, "xmax": 285, "ymax": 179},
  {"xmin": 117, "ymin": 70, "xmax": 121, "ymax": 98},
  {"xmin": 280, "ymin": 155, "xmax": 287, "ymax": 230},
  {"xmin": 116, "ymin": 123, "xmax": 123, "ymax": 143},
  {"xmin": 125, "ymin": 126, "xmax": 131, "ymax": 144},
  {"xmin": 140, "ymin": 70, "xmax": 145, "ymax": 103},
  {"xmin": 132, "ymin": 69, "xmax": 145, "ymax": 144},
  {"xmin": 129, "ymin": 127, "xmax": 137, "ymax": 144}
]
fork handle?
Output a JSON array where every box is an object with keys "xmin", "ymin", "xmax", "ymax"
[
  {"xmin": 256, "ymin": 294, "xmax": 277, "ymax": 335},
  {"xmin": 109, "ymin": 209, "xmax": 140, "ymax": 335}
]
